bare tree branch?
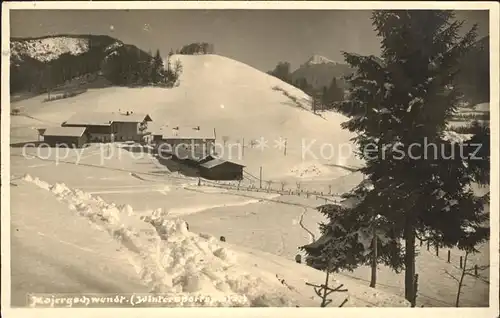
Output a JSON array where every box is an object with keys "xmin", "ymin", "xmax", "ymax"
[{"xmin": 444, "ymin": 270, "xmax": 461, "ymax": 283}]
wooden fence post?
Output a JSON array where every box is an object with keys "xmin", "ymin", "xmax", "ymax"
[
  {"xmin": 447, "ymin": 250, "xmax": 451, "ymax": 263},
  {"xmin": 460, "ymin": 256, "xmax": 463, "ymax": 269}
]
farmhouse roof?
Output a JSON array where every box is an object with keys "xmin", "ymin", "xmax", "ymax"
[
  {"xmin": 62, "ymin": 112, "xmax": 152, "ymax": 126},
  {"xmin": 200, "ymin": 158, "xmax": 245, "ymax": 169},
  {"xmin": 42, "ymin": 126, "xmax": 87, "ymax": 137},
  {"xmin": 113, "ymin": 112, "xmax": 152, "ymax": 123}
]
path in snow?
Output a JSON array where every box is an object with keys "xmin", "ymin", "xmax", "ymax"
[{"xmin": 299, "ymin": 207, "xmax": 316, "ymax": 244}]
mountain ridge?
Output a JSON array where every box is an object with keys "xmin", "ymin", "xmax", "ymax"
[{"xmin": 10, "ymin": 34, "xmax": 155, "ymax": 94}]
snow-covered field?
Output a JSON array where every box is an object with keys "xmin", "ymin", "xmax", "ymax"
[
  {"xmin": 8, "ymin": 146, "xmax": 488, "ymax": 307},
  {"xmin": 8, "ymin": 54, "xmax": 490, "ymax": 308},
  {"xmin": 10, "ymin": 174, "xmax": 409, "ymax": 307}
]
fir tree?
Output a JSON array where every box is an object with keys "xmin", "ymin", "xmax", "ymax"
[
  {"xmin": 303, "ymin": 10, "xmax": 489, "ymax": 306},
  {"xmin": 321, "ymin": 86, "xmax": 328, "ymax": 105},
  {"xmin": 323, "ymin": 76, "xmax": 344, "ymax": 108},
  {"xmin": 301, "ymin": 181, "xmax": 405, "ymax": 286},
  {"xmin": 294, "ymin": 77, "xmax": 313, "ymax": 95},
  {"xmin": 167, "ymin": 49, "xmax": 174, "ymax": 73},
  {"xmin": 151, "ymin": 49, "xmax": 164, "ymax": 83}
]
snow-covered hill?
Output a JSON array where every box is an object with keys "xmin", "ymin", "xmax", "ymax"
[
  {"xmin": 291, "ymin": 54, "xmax": 353, "ymax": 90},
  {"xmin": 12, "ymin": 53, "xmax": 363, "ymax": 180}
]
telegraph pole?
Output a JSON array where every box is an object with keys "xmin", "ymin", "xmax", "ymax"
[
  {"xmin": 259, "ymin": 166, "xmax": 263, "ymax": 189},
  {"xmin": 242, "ymin": 138, "xmax": 245, "ymax": 157}
]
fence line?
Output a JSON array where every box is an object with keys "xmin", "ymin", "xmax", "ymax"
[
  {"xmin": 198, "ymin": 178, "xmax": 344, "ymax": 200},
  {"xmin": 417, "ymin": 238, "xmax": 486, "ymax": 279}
]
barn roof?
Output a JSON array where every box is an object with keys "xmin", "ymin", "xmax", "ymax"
[
  {"xmin": 200, "ymin": 158, "xmax": 245, "ymax": 169},
  {"xmin": 42, "ymin": 126, "xmax": 87, "ymax": 137},
  {"xmin": 62, "ymin": 113, "xmax": 112, "ymax": 126},
  {"xmin": 174, "ymin": 148, "xmax": 214, "ymax": 162},
  {"xmin": 113, "ymin": 112, "xmax": 152, "ymax": 123},
  {"xmin": 62, "ymin": 112, "xmax": 152, "ymax": 126}
]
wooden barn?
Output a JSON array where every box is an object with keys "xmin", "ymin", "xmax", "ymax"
[
  {"xmin": 61, "ymin": 111, "xmax": 152, "ymax": 143},
  {"xmin": 153, "ymin": 125, "xmax": 216, "ymax": 154},
  {"xmin": 199, "ymin": 158, "xmax": 245, "ymax": 181},
  {"xmin": 41, "ymin": 127, "xmax": 88, "ymax": 148}
]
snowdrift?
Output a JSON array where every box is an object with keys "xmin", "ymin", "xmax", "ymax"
[{"xmin": 17, "ymin": 174, "xmax": 409, "ymax": 307}]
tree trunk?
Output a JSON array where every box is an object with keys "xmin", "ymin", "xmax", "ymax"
[
  {"xmin": 455, "ymin": 251, "xmax": 469, "ymax": 307},
  {"xmin": 370, "ymin": 227, "xmax": 377, "ymax": 288},
  {"xmin": 321, "ymin": 270, "xmax": 330, "ymax": 307},
  {"xmin": 404, "ymin": 219, "xmax": 416, "ymax": 306}
]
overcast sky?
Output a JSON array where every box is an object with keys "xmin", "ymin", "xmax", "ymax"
[{"xmin": 10, "ymin": 10, "xmax": 489, "ymax": 71}]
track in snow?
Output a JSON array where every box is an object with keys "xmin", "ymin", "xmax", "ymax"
[{"xmin": 299, "ymin": 207, "xmax": 316, "ymax": 244}]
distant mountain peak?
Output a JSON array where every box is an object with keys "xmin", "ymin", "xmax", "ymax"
[
  {"xmin": 304, "ymin": 54, "xmax": 338, "ymax": 66},
  {"xmin": 291, "ymin": 54, "xmax": 352, "ymax": 90}
]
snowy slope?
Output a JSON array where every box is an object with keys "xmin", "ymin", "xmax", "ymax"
[
  {"xmin": 10, "ymin": 178, "xmax": 150, "ymax": 307},
  {"xmin": 11, "ymin": 54, "xmax": 363, "ymax": 180},
  {"xmin": 13, "ymin": 174, "xmax": 409, "ymax": 307}
]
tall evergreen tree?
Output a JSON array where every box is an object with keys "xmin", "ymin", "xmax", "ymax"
[
  {"xmin": 322, "ymin": 76, "xmax": 344, "ymax": 108},
  {"xmin": 321, "ymin": 86, "xmax": 328, "ymax": 105},
  {"xmin": 303, "ymin": 10, "xmax": 489, "ymax": 306},
  {"xmin": 293, "ymin": 77, "xmax": 313, "ymax": 95},
  {"xmin": 151, "ymin": 49, "xmax": 164, "ymax": 83},
  {"xmin": 167, "ymin": 49, "xmax": 174, "ymax": 73}
]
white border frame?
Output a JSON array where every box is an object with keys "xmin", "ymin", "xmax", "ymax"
[{"xmin": 1, "ymin": 2, "xmax": 498, "ymax": 318}]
